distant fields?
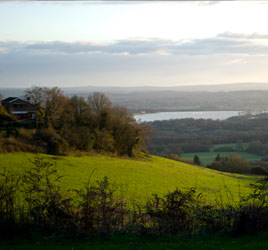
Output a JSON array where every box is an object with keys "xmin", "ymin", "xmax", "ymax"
[
  {"xmin": 179, "ymin": 142, "xmax": 259, "ymax": 166},
  {"xmin": 0, "ymin": 153, "xmax": 258, "ymax": 205},
  {"xmin": 210, "ymin": 143, "xmax": 249, "ymax": 152},
  {"xmin": 180, "ymin": 152, "xmax": 262, "ymax": 166}
]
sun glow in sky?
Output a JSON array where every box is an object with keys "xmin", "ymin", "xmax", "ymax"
[{"xmin": 1, "ymin": 1, "xmax": 268, "ymax": 88}]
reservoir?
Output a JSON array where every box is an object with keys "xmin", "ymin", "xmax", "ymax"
[{"xmin": 134, "ymin": 111, "xmax": 247, "ymax": 123}]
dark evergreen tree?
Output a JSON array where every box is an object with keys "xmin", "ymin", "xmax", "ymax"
[{"xmin": 194, "ymin": 155, "xmax": 201, "ymax": 165}]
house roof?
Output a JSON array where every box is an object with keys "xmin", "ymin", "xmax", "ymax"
[
  {"xmin": 2, "ymin": 96, "xmax": 33, "ymax": 104},
  {"xmin": 2, "ymin": 97, "xmax": 18, "ymax": 103}
]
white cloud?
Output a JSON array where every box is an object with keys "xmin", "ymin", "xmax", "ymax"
[
  {"xmin": 1, "ymin": 32, "xmax": 268, "ymax": 56},
  {"xmin": 1, "ymin": 33, "xmax": 268, "ymax": 87}
]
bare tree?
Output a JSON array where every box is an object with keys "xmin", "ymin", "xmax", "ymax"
[
  {"xmin": 87, "ymin": 92, "xmax": 111, "ymax": 114},
  {"xmin": 24, "ymin": 86, "xmax": 45, "ymax": 108}
]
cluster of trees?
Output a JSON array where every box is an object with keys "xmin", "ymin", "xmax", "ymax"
[
  {"xmin": 207, "ymin": 153, "xmax": 251, "ymax": 174},
  {"xmin": 0, "ymin": 87, "xmax": 149, "ymax": 157},
  {"xmin": 206, "ymin": 153, "xmax": 268, "ymax": 175}
]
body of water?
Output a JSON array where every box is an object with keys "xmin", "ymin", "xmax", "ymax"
[{"xmin": 134, "ymin": 111, "xmax": 246, "ymax": 122}]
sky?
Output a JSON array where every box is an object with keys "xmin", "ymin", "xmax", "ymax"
[{"xmin": 1, "ymin": 1, "xmax": 268, "ymax": 88}]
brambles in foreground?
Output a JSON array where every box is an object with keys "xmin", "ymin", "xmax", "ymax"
[{"xmin": 0, "ymin": 156, "xmax": 268, "ymax": 239}]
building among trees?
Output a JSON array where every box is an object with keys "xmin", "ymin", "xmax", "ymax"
[{"xmin": 1, "ymin": 97, "xmax": 36, "ymax": 122}]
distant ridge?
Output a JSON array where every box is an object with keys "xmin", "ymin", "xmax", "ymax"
[
  {"xmin": 63, "ymin": 82, "xmax": 268, "ymax": 93},
  {"xmin": 1, "ymin": 82, "xmax": 268, "ymax": 96}
]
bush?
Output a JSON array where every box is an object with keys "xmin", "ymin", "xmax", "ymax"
[
  {"xmin": 75, "ymin": 176, "xmax": 127, "ymax": 235},
  {"xmin": 145, "ymin": 188, "xmax": 201, "ymax": 234},
  {"xmin": 250, "ymin": 166, "xmax": 268, "ymax": 176},
  {"xmin": 0, "ymin": 138, "xmax": 40, "ymax": 153},
  {"xmin": 0, "ymin": 169, "xmax": 21, "ymax": 224},
  {"xmin": 207, "ymin": 153, "xmax": 251, "ymax": 174},
  {"xmin": 233, "ymin": 177, "xmax": 268, "ymax": 234},
  {"xmin": 167, "ymin": 154, "xmax": 180, "ymax": 161},
  {"xmin": 37, "ymin": 128, "xmax": 69, "ymax": 155}
]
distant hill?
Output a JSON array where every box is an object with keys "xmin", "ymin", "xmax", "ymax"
[
  {"xmin": 2, "ymin": 82, "xmax": 268, "ymax": 97},
  {"xmin": 0, "ymin": 153, "xmax": 257, "ymax": 204},
  {"xmin": 62, "ymin": 82, "xmax": 268, "ymax": 93},
  {"xmin": 2, "ymin": 83, "xmax": 268, "ymax": 112}
]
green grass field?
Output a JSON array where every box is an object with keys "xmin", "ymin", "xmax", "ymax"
[
  {"xmin": 0, "ymin": 153, "xmax": 258, "ymax": 205},
  {"xmin": 181, "ymin": 152, "xmax": 262, "ymax": 166}
]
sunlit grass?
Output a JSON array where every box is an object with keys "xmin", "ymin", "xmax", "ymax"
[{"xmin": 0, "ymin": 153, "xmax": 258, "ymax": 205}]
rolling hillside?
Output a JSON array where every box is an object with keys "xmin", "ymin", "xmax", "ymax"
[{"xmin": 0, "ymin": 153, "xmax": 258, "ymax": 205}]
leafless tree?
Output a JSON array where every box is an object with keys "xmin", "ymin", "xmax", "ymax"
[{"xmin": 87, "ymin": 92, "xmax": 111, "ymax": 114}]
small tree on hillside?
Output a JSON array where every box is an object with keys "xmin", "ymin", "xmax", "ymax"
[
  {"xmin": 194, "ymin": 155, "xmax": 201, "ymax": 165},
  {"xmin": 215, "ymin": 154, "xmax": 221, "ymax": 162}
]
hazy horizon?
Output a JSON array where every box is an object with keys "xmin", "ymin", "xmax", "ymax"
[{"xmin": 1, "ymin": 1, "xmax": 268, "ymax": 88}]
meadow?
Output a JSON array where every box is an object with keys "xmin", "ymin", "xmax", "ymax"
[{"xmin": 0, "ymin": 153, "xmax": 258, "ymax": 205}]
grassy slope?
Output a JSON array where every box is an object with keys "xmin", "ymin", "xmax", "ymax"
[
  {"xmin": 181, "ymin": 152, "xmax": 262, "ymax": 166},
  {"xmin": 0, "ymin": 153, "xmax": 258, "ymax": 204}
]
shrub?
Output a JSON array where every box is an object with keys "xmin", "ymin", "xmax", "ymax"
[
  {"xmin": 74, "ymin": 176, "xmax": 126, "ymax": 235},
  {"xmin": 36, "ymin": 128, "xmax": 69, "ymax": 155},
  {"xmin": 0, "ymin": 138, "xmax": 40, "ymax": 153},
  {"xmin": 0, "ymin": 169, "xmax": 21, "ymax": 224},
  {"xmin": 194, "ymin": 155, "xmax": 201, "ymax": 165},
  {"xmin": 250, "ymin": 166, "xmax": 268, "ymax": 176},
  {"xmin": 233, "ymin": 176, "xmax": 268, "ymax": 234},
  {"xmin": 167, "ymin": 154, "xmax": 180, "ymax": 161},
  {"xmin": 207, "ymin": 153, "xmax": 251, "ymax": 174},
  {"xmin": 21, "ymin": 156, "xmax": 72, "ymax": 229},
  {"xmin": 145, "ymin": 188, "xmax": 201, "ymax": 234}
]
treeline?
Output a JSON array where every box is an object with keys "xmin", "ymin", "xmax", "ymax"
[
  {"xmin": 1, "ymin": 156, "xmax": 268, "ymax": 238},
  {"xmin": 205, "ymin": 153, "xmax": 268, "ymax": 175},
  {"xmin": 0, "ymin": 87, "xmax": 149, "ymax": 157}
]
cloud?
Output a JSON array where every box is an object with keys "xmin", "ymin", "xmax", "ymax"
[
  {"xmin": 1, "ymin": 32, "xmax": 268, "ymax": 87},
  {"xmin": 218, "ymin": 32, "xmax": 268, "ymax": 39},
  {"xmin": 1, "ymin": 32, "xmax": 268, "ymax": 57}
]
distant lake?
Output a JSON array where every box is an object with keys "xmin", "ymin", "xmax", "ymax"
[{"xmin": 134, "ymin": 111, "xmax": 245, "ymax": 123}]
